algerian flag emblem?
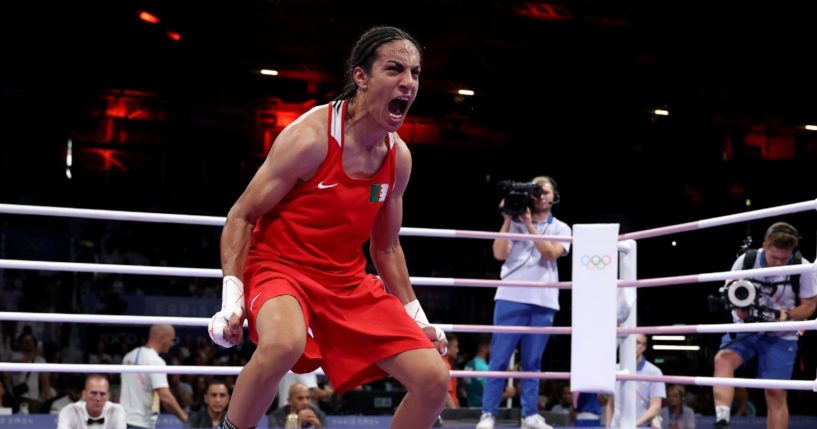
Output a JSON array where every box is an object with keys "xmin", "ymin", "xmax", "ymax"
[{"xmin": 369, "ymin": 184, "xmax": 389, "ymax": 202}]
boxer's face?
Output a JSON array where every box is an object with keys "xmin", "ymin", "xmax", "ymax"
[{"xmin": 354, "ymin": 39, "xmax": 421, "ymax": 132}]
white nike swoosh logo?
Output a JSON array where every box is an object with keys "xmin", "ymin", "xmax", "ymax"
[{"xmin": 318, "ymin": 181, "xmax": 338, "ymax": 189}]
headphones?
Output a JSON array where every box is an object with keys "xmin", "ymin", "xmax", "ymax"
[
  {"xmin": 765, "ymin": 223, "xmax": 801, "ymax": 249},
  {"xmin": 539, "ymin": 176, "xmax": 560, "ymax": 205}
]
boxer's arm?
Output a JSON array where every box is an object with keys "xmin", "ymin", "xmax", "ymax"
[
  {"xmin": 213, "ymin": 110, "xmax": 327, "ymax": 347},
  {"xmin": 370, "ymin": 138, "xmax": 447, "ymax": 354},
  {"xmin": 221, "ymin": 116, "xmax": 326, "ymax": 278},
  {"xmin": 370, "ymin": 137, "xmax": 413, "ymax": 304}
]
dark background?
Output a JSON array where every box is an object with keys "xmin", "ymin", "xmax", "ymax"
[{"xmin": 1, "ymin": 0, "xmax": 816, "ymax": 415}]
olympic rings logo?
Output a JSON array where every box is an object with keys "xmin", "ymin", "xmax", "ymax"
[{"xmin": 581, "ymin": 254, "xmax": 612, "ymax": 270}]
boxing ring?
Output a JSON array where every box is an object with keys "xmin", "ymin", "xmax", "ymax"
[{"xmin": 1, "ymin": 199, "xmax": 817, "ymax": 428}]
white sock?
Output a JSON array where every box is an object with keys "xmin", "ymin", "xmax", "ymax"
[{"xmin": 715, "ymin": 405, "xmax": 731, "ymax": 423}]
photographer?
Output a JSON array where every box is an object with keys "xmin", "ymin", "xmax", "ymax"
[
  {"xmin": 712, "ymin": 222, "xmax": 817, "ymax": 429},
  {"xmin": 477, "ymin": 176, "xmax": 571, "ymax": 429}
]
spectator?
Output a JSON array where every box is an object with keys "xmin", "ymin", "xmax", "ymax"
[
  {"xmin": 10, "ymin": 330, "xmax": 52, "ymax": 412},
  {"xmin": 607, "ymin": 334, "xmax": 666, "ymax": 428},
  {"xmin": 574, "ymin": 393, "xmax": 602, "ymax": 427},
  {"xmin": 88, "ymin": 339, "xmax": 113, "ymax": 365},
  {"xmin": 0, "ymin": 379, "xmax": 15, "ymax": 412},
  {"xmin": 270, "ymin": 383, "xmax": 326, "ymax": 428},
  {"xmin": 463, "ymin": 337, "xmax": 490, "ymax": 407},
  {"xmin": 186, "ymin": 379, "xmax": 230, "ymax": 429},
  {"xmin": 48, "ymin": 375, "xmax": 84, "ymax": 414},
  {"xmin": 57, "ymin": 374, "xmax": 126, "ymax": 429},
  {"xmin": 444, "ymin": 334, "xmax": 460, "ymax": 408},
  {"xmin": 660, "ymin": 384, "xmax": 695, "ymax": 429},
  {"xmin": 277, "ymin": 372, "xmax": 318, "ymax": 410},
  {"xmin": 730, "ymin": 387, "xmax": 755, "ymax": 417},
  {"xmin": 546, "ymin": 384, "xmax": 572, "ymax": 414}
]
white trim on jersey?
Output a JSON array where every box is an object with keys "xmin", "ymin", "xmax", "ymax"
[{"xmin": 330, "ymin": 100, "xmax": 344, "ymax": 147}]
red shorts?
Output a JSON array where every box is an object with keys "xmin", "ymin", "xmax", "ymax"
[{"xmin": 243, "ymin": 261, "xmax": 433, "ymax": 394}]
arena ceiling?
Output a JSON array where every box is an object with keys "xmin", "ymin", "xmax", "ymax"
[{"xmin": 3, "ymin": 1, "xmax": 817, "ymax": 135}]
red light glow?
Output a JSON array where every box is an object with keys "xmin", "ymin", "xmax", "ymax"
[{"xmin": 139, "ymin": 11, "xmax": 160, "ymax": 24}]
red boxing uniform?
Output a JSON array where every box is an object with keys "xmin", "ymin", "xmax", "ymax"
[{"xmin": 244, "ymin": 100, "xmax": 431, "ymax": 393}]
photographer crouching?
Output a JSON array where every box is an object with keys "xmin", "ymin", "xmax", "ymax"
[
  {"xmin": 712, "ymin": 222, "xmax": 817, "ymax": 429},
  {"xmin": 477, "ymin": 176, "xmax": 571, "ymax": 429}
]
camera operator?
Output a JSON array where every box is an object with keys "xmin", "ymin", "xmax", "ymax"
[
  {"xmin": 477, "ymin": 176, "xmax": 571, "ymax": 429},
  {"xmin": 712, "ymin": 222, "xmax": 817, "ymax": 429}
]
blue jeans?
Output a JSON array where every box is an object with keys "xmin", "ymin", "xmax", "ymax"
[{"xmin": 482, "ymin": 300, "xmax": 556, "ymax": 417}]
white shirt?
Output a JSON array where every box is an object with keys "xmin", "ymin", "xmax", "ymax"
[
  {"xmin": 9, "ymin": 354, "xmax": 46, "ymax": 400},
  {"xmin": 120, "ymin": 347, "xmax": 169, "ymax": 428},
  {"xmin": 57, "ymin": 401, "xmax": 127, "ymax": 429},
  {"xmin": 50, "ymin": 395, "xmax": 77, "ymax": 414},
  {"xmin": 495, "ymin": 216, "xmax": 571, "ymax": 310},
  {"xmin": 732, "ymin": 251, "xmax": 817, "ymax": 339},
  {"xmin": 611, "ymin": 360, "xmax": 666, "ymax": 427},
  {"xmin": 277, "ymin": 372, "xmax": 318, "ymax": 406}
]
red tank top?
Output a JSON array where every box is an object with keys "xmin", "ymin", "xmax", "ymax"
[{"xmin": 246, "ymin": 100, "xmax": 397, "ymax": 287}]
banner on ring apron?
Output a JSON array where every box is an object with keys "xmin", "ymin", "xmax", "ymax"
[{"xmin": 570, "ymin": 224, "xmax": 619, "ymax": 393}]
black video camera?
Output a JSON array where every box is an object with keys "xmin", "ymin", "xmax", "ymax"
[
  {"xmin": 497, "ymin": 180, "xmax": 544, "ymax": 218},
  {"xmin": 708, "ymin": 279, "xmax": 781, "ymax": 323}
]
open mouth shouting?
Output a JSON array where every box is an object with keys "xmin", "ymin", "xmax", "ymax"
[{"xmin": 388, "ymin": 96, "xmax": 410, "ymax": 121}]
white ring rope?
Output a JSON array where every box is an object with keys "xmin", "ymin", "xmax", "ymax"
[
  {"xmin": 0, "ymin": 362, "xmax": 569, "ymax": 381},
  {"xmin": 619, "ymin": 198, "xmax": 817, "ymax": 241},
  {"xmin": 399, "ymin": 227, "xmax": 571, "ymax": 242},
  {"xmin": 397, "ymin": 277, "xmax": 570, "ymax": 289},
  {"xmin": 3, "ymin": 312, "xmax": 814, "ymax": 336},
  {"xmin": 0, "ymin": 363, "xmax": 244, "ymax": 376},
  {"xmin": 618, "ymin": 373, "xmax": 817, "ymax": 392},
  {"xmin": 0, "ymin": 259, "xmax": 221, "ymax": 278},
  {"xmin": 619, "ymin": 262, "xmax": 817, "ymax": 289},
  {"xmin": 618, "ymin": 319, "xmax": 817, "ymax": 335},
  {"xmin": 450, "ymin": 371, "xmax": 570, "ymax": 380},
  {"xmin": 0, "ymin": 312, "xmax": 570, "ymax": 335},
  {"xmin": 1, "ymin": 362, "xmax": 812, "ymax": 392},
  {"xmin": 436, "ymin": 324, "xmax": 572, "ymax": 335},
  {"xmin": 4, "ymin": 258, "xmax": 811, "ymax": 292},
  {"xmin": 0, "ymin": 259, "xmax": 569, "ymax": 289},
  {"xmin": 0, "ymin": 203, "xmax": 225, "ymax": 226},
  {"xmin": 0, "ymin": 312, "xmax": 213, "ymax": 327},
  {"xmin": 0, "ymin": 203, "xmax": 570, "ymax": 243}
]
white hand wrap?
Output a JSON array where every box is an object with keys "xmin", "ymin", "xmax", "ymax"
[
  {"xmin": 404, "ymin": 299, "xmax": 447, "ymax": 355},
  {"xmin": 208, "ymin": 276, "xmax": 245, "ymax": 348}
]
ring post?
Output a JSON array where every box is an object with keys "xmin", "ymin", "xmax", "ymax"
[
  {"xmin": 571, "ymin": 225, "xmax": 619, "ymax": 397},
  {"xmin": 618, "ymin": 239, "xmax": 638, "ymax": 429}
]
